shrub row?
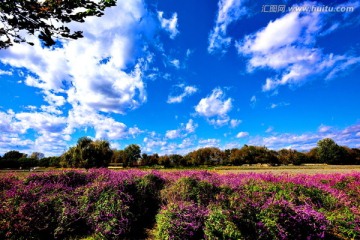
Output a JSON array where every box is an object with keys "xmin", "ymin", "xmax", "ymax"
[{"xmin": 1, "ymin": 170, "xmax": 360, "ymax": 239}]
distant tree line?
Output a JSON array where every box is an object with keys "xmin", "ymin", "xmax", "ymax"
[{"xmin": 1, "ymin": 137, "xmax": 360, "ymax": 169}]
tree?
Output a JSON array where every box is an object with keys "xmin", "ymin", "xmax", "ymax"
[
  {"xmin": 229, "ymin": 148, "xmax": 245, "ymax": 166},
  {"xmin": 82, "ymin": 139, "xmax": 113, "ymax": 168},
  {"xmin": 317, "ymin": 138, "xmax": 344, "ymax": 164},
  {"xmin": 111, "ymin": 149, "xmax": 125, "ymax": 164},
  {"xmin": 0, "ymin": 0, "xmax": 116, "ymax": 48},
  {"xmin": 3, "ymin": 150, "xmax": 26, "ymax": 160},
  {"xmin": 18, "ymin": 157, "xmax": 38, "ymax": 169},
  {"xmin": 278, "ymin": 149, "xmax": 305, "ymax": 165},
  {"xmin": 61, "ymin": 137, "xmax": 113, "ymax": 168},
  {"xmin": 30, "ymin": 152, "xmax": 45, "ymax": 160},
  {"xmin": 123, "ymin": 144, "xmax": 141, "ymax": 167}
]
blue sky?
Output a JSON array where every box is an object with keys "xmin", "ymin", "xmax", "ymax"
[{"xmin": 0, "ymin": 0, "xmax": 360, "ymax": 156}]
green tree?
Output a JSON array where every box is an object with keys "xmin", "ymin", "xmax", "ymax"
[
  {"xmin": 229, "ymin": 148, "xmax": 245, "ymax": 165},
  {"xmin": 111, "ymin": 149, "xmax": 125, "ymax": 165},
  {"xmin": 61, "ymin": 137, "xmax": 113, "ymax": 168},
  {"xmin": 0, "ymin": 0, "xmax": 116, "ymax": 48},
  {"xmin": 30, "ymin": 152, "xmax": 45, "ymax": 160},
  {"xmin": 317, "ymin": 138, "xmax": 343, "ymax": 164},
  {"xmin": 123, "ymin": 144, "xmax": 141, "ymax": 167},
  {"xmin": 3, "ymin": 150, "xmax": 26, "ymax": 160},
  {"xmin": 18, "ymin": 157, "xmax": 38, "ymax": 169},
  {"xmin": 278, "ymin": 149, "xmax": 305, "ymax": 165}
]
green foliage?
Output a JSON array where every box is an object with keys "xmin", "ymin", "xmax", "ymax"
[
  {"xmin": 161, "ymin": 177, "xmax": 219, "ymax": 206},
  {"xmin": 61, "ymin": 137, "xmax": 113, "ymax": 168},
  {"xmin": 1, "ymin": 170, "xmax": 360, "ymax": 239},
  {"xmin": 123, "ymin": 144, "xmax": 141, "ymax": 167},
  {"xmin": 186, "ymin": 147, "xmax": 224, "ymax": 166},
  {"xmin": 39, "ymin": 156, "xmax": 61, "ymax": 168},
  {"xmin": 155, "ymin": 202, "xmax": 207, "ymax": 240},
  {"xmin": 0, "ymin": 0, "xmax": 116, "ymax": 48},
  {"xmin": 18, "ymin": 157, "xmax": 38, "ymax": 169},
  {"xmin": 204, "ymin": 206, "xmax": 243, "ymax": 240},
  {"xmin": 3, "ymin": 150, "xmax": 26, "ymax": 161},
  {"xmin": 317, "ymin": 138, "xmax": 344, "ymax": 164}
]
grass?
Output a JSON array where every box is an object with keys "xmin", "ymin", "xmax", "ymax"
[{"xmin": 212, "ymin": 164, "xmax": 360, "ymax": 174}]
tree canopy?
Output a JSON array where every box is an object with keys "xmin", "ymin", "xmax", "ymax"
[
  {"xmin": 1, "ymin": 137, "xmax": 360, "ymax": 169},
  {"xmin": 61, "ymin": 137, "xmax": 112, "ymax": 168},
  {"xmin": 0, "ymin": 0, "xmax": 116, "ymax": 48}
]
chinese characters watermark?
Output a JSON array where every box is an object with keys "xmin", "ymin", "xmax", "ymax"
[{"xmin": 261, "ymin": 5, "xmax": 355, "ymax": 13}]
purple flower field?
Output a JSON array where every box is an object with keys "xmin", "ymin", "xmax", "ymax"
[{"xmin": 1, "ymin": 169, "xmax": 360, "ymax": 239}]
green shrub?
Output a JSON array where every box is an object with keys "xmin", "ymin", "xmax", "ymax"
[{"xmin": 161, "ymin": 177, "xmax": 218, "ymax": 206}]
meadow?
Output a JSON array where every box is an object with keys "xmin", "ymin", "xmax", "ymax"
[{"xmin": 1, "ymin": 168, "xmax": 360, "ymax": 239}]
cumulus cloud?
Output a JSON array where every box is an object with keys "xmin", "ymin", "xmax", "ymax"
[
  {"xmin": 0, "ymin": 0, "xmax": 164, "ymax": 154},
  {"xmin": 195, "ymin": 88, "xmax": 232, "ymax": 117},
  {"xmin": 318, "ymin": 125, "xmax": 332, "ymax": 133},
  {"xmin": 195, "ymin": 88, "xmax": 234, "ymax": 127},
  {"xmin": 208, "ymin": 0, "xmax": 247, "ymax": 54},
  {"xmin": 236, "ymin": 131, "xmax": 249, "ymax": 138},
  {"xmin": 0, "ymin": 0, "xmax": 153, "ymax": 115},
  {"xmin": 198, "ymin": 138, "xmax": 221, "ymax": 147},
  {"xmin": 170, "ymin": 59, "xmax": 180, "ymax": 69},
  {"xmin": 185, "ymin": 119, "xmax": 198, "ymax": 133},
  {"xmin": 0, "ymin": 70, "xmax": 12, "ymax": 76},
  {"xmin": 158, "ymin": 11, "xmax": 179, "ymax": 39},
  {"xmin": 159, "ymin": 137, "xmax": 196, "ymax": 155},
  {"xmin": 165, "ymin": 129, "xmax": 181, "ymax": 139},
  {"xmin": 167, "ymin": 84, "xmax": 198, "ymax": 104},
  {"xmin": 0, "ymin": 110, "xmax": 69, "ymax": 155},
  {"xmin": 237, "ymin": 2, "xmax": 360, "ymax": 91},
  {"xmin": 248, "ymin": 123, "xmax": 360, "ymax": 150},
  {"xmin": 165, "ymin": 119, "xmax": 198, "ymax": 139},
  {"xmin": 230, "ymin": 119, "xmax": 242, "ymax": 128},
  {"xmin": 143, "ymin": 136, "xmax": 167, "ymax": 153}
]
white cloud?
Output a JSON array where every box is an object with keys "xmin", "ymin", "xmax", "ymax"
[
  {"xmin": 0, "ymin": 110, "xmax": 69, "ymax": 155},
  {"xmin": 0, "ymin": 1, "xmax": 152, "ymax": 116},
  {"xmin": 265, "ymin": 126, "xmax": 274, "ymax": 133},
  {"xmin": 165, "ymin": 129, "xmax": 181, "ymax": 139},
  {"xmin": 185, "ymin": 119, "xmax": 198, "ymax": 133},
  {"xmin": 65, "ymin": 105, "xmax": 141, "ymax": 141},
  {"xmin": 250, "ymin": 95, "xmax": 256, "ymax": 107},
  {"xmin": 270, "ymin": 102, "xmax": 290, "ymax": 109},
  {"xmin": 167, "ymin": 84, "xmax": 198, "ymax": 104},
  {"xmin": 195, "ymin": 87, "xmax": 232, "ymax": 117},
  {"xmin": 143, "ymin": 136, "xmax": 167, "ymax": 153},
  {"xmin": 170, "ymin": 59, "xmax": 180, "ymax": 69},
  {"xmin": 248, "ymin": 123, "xmax": 360, "ymax": 150},
  {"xmin": 199, "ymin": 138, "xmax": 221, "ymax": 147},
  {"xmin": 318, "ymin": 125, "xmax": 332, "ymax": 133},
  {"xmin": 165, "ymin": 119, "xmax": 198, "ymax": 139},
  {"xmin": 230, "ymin": 119, "xmax": 242, "ymax": 128},
  {"xmin": 236, "ymin": 131, "xmax": 249, "ymax": 138},
  {"xmin": 0, "ymin": 1, "xmax": 163, "ymax": 154},
  {"xmin": 237, "ymin": 2, "xmax": 360, "ymax": 91},
  {"xmin": 0, "ymin": 70, "xmax": 12, "ymax": 76},
  {"xmin": 208, "ymin": 0, "xmax": 247, "ymax": 54},
  {"xmin": 195, "ymin": 88, "xmax": 236, "ymax": 127},
  {"xmin": 158, "ymin": 11, "xmax": 179, "ymax": 39}
]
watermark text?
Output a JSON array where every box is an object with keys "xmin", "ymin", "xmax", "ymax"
[{"xmin": 261, "ymin": 5, "xmax": 355, "ymax": 13}]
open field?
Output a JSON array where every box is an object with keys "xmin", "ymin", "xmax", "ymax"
[{"xmin": 211, "ymin": 164, "xmax": 360, "ymax": 174}]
